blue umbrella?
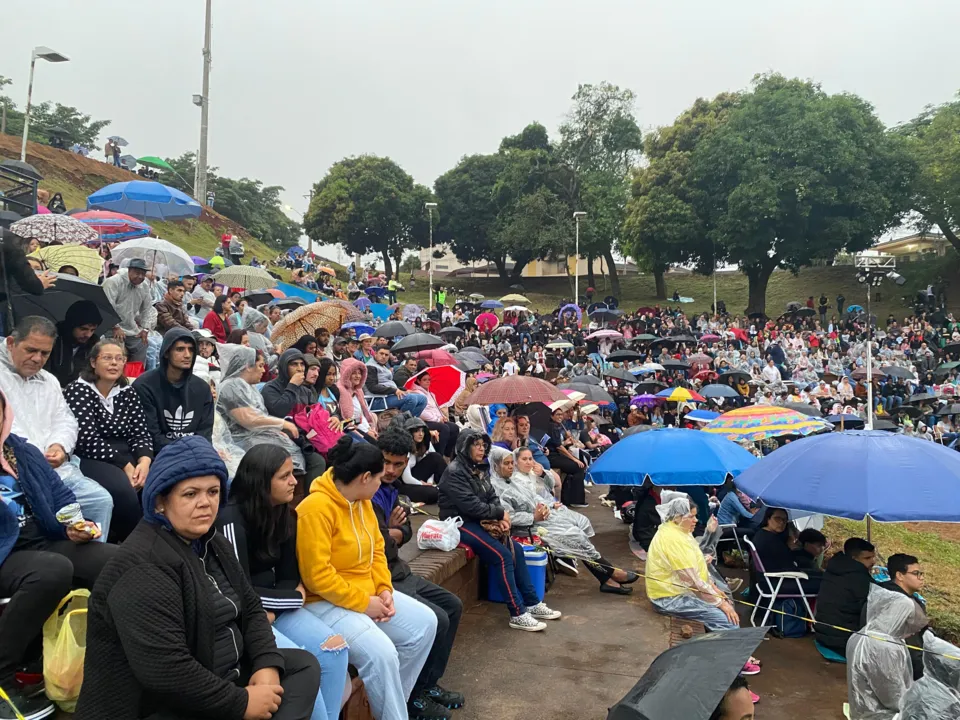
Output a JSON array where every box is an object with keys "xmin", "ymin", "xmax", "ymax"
[
  {"xmin": 87, "ymin": 180, "xmax": 202, "ymax": 220},
  {"xmin": 846, "ymin": 304, "xmax": 864, "ymax": 314},
  {"xmin": 342, "ymin": 321, "xmax": 375, "ymax": 337},
  {"xmin": 365, "ymin": 286, "xmax": 388, "ymax": 298},
  {"xmin": 588, "ymin": 428, "xmax": 757, "ymax": 486},
  {"xmin": 685, "ymin": 409, "xmax": 721, "ymax": 423},
  {"xmin": 480, "ymin": 300, "xmax": 504, "ymax": 310},
  {"xmin": 700, "ymin": 384, "xmax": 741, "ymax": 399},
  {"xmin": 734, "ymin": 430, "xmax": 960, "ymax": 522},
  {"xmin": 353, "ymin": 296, "xmax": 371, "ymax": 310},
  {"xmin": 370, "ymin": 303, "xmax": 391, "ymax": 321},
  {"xmin": 287, "ymin": 246, "xmax": 305, "ymax": 257}
]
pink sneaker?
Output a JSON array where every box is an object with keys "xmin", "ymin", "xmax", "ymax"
[
  {"xmin": 741, "ymin": 661, "xmax": 761, "ymax": 676},
  {"xmin": 750, "ymin": 691, "xmax": 760, "ymax": 704}
]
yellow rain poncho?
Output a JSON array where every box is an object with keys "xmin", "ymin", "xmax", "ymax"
[{"xmin": 644, "ymin": 497, "xmax": 716, "ymax": 602}]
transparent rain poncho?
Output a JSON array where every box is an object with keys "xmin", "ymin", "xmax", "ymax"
[
  {"xmin": 488, "ymin": 447, "xmax": 599, "ymax": 560},
  {"xmin": 847, "ymin": 585, "xmax": 929, "ymax": 719},
  {"xmin": 899, "ymin": 631, "xmax": 960, "ymax": 719},
  {"xmin": 242, "ymin": 308, "xmax": 277, "ymax": 366},
  {"xmin": 215, "ymin": 346, "xmax": 305, "ymax": 472}
]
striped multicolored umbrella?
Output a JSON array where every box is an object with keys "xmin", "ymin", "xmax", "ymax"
[
  {"xmin": 703, "ymin": 405, "xmax": 832, "ymax": 442},
  {"xmin": 656, "ymin": 387, "xmax": 705, "ymax": 403},
  {"xmin": 70, "ymin": 210, "xmax": 152, "ymax": 241}
]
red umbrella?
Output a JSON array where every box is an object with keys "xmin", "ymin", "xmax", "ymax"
[
  {"xmin": 265, "ymin": 288, "xmax": 285, "ymax": 298},
  {"xmin": 71, "ymin": 210, "xmax": 152, "ymax": 241},
  {"xmin": 405, "ymin": 365, "xmax": 466, "ymax": 407},
  {"xmin": 693, "ymin": 369, "xmax": 719, "ymax": 383},
  {"xmin": 476, "ymin": 312, "xmax": 500, "ymax": 333},
  {"xmin": 414, "ymin": 349, "xmax": 457, "ymax": 367},
  {"xmin": 469, "ymin": 376, "xmax": 567, "ymax": 405},
  {"xmin": 688, "ymin": 353, "xmax": 714, "ymax": 365},
  {"xmin": 421, "ymin": 319, "xmax": 441, "ymax": 332},
  {"xmin": 636, "ymin": 306, "xmax": 657, "ymax": 315},
  {"xmin": 729, "ymin": 328, "xmax": 748, "ymax": 342}
]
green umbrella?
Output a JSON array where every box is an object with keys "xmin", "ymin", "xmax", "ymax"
[{"xmin": 137, "ymin": 156, "xmax": 174, "ymax": 171}]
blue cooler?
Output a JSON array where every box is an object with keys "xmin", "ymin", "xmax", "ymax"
[{"xmin": 485, "ymin": 544, "xmax": 547, "ymax": 604}]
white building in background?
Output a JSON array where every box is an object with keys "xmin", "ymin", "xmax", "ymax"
[{"xmin": 418, "ymin": 246, "xmax": 637, "ymax": 279}]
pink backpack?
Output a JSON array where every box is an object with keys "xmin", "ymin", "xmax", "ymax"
[{"xmin": 293, "ymin": 406, "xmax": 343, "ymax": 454}]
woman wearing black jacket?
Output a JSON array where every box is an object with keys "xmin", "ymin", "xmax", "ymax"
[
  {"xmin": 437, "ymin": 430, "xmax": 561, "ymax": 633},
  {"xmin": 75, "ymin": 436, "xmax": 320, "ymax": 720},
  {"xmin": 545, "ymin": 406, "xmax": 587, "ymax": 507}
]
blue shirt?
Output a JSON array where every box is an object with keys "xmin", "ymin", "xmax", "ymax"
[{"xmin": 718, "ymin": 491, "xmax": 754, "ymax": 526}]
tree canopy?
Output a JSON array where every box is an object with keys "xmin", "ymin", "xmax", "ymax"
[{"xmin": 1, "ymin": 75, "xmax": 110, "ymax": 148}]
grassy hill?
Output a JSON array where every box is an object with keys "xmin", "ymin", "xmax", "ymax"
[{"xmin": 0, "ymin": 133, "xmax": 282, "ymax": 265}]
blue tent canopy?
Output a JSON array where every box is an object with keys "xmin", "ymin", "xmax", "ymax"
[
  {"xmin": 287, "ymin": 246, "xmax": 305, "ymax": 257},
  {"xmin": 276, "ymin": 282, "xmax": 317, "ymax": 302},
  {"xmin": 370, "ymin": 303, "xmax": 391, "ymax": 321}
]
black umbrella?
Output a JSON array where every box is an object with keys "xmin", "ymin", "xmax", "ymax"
[
  {"xmin": 389, "ymin": 333, "xmax": 445, "ymax": 354},
  {"xmin": 897, "ymin": 404, "xmax": 924, "ymax": 418},
  {"xmin": 940, "ymin": 404, "xmax": 960, "ymax": 415},
  {"xmin": 587, "ymin": 302, "xmax": 608, "ymax": 314},
  {"xmin": 747, "ymin": 311, "xmax": 767, "ymax": 320},
  {"xmin": 438, "ymin": 326, "xmax": 464, "ymax": 337},
  {"xmin": 941, "ymin": 342, "xmax": 960, "ymax": 356},
  {"xmin": 455, "ymin": 356, "xmax": 480, "ymax": 372},
  {"xmin": 906, "ymin": 393, "xmax": 938, "ymax": 405},
  {"xmin": 558, "ymin": 383, "xmax": 615, "ymax": 404},
  {"xmin": 882, "ymin": 366, "xmax": 917, "ymax": 380},
  {"xmin": 509, "ymin": 283, "xmax": 524, "ymax": 291},
  {"xmin": 782, "ymin": 402, "xmax": 822, "ymax": 417},
  {"xmin": 604, "ymin": 295, "xmax": 619, "ymax": 308},
  {"xmin": 242, "ymin": 290, "xmax": 276, "ymax": 307},
  {"xmin": 793, "ymin": 307, "xmax": 816, "ymax": 318},
  {"xmin": 565, "ymin": 374, "xmax": 601, "ymax": 386},
  {"xmin": 270, "ymin": 297, "xmax": 306, "ymax": 312},
  {"xmin": 47, "ymin": 126, "xmax": 71, "ymax": 138},
  {"xmin": 511, "ymin": 402, "xmax": 552, "ymax": 438},
  {"xmin": 604, "ymin": 367, "xmax": 640, "ymax": 384},
  {"xmin": 785, "ymin": 301, "xmax": 802, "ymax": 311},
  {"xmin": 701, "ymin": 384, "xmax": 741, "ymax": 399},
  {"xmin": 607, "ymin": 628, "xmax": 768, "ymax": 720},
  {"xmin": 607, "ymin": 349, "xmax": 644, "ymax": 362},
  {"xmin": 3, "ymin": 274, "xmax": 119, "ymax": 335},
  {"xmin": 660, "ymin": 359, "xmax": 691, "ymax": 371},
  {"xmin": 873, "ymin": 419, "xmax": 900, "ymax": 431},
  {"xmin": 457, "ymin": 347, "xmax": 491, "ymax": 365},
  {"xmin": 374, "ymin": 320, "xmax": 416, "ymax": 338},
  {"xmin": 634, "ymin": 381, "xmax": 667, "ymax": 393},
  {"xmin": 455, "ymin": 319, "xmax": 478, "ymax": 331},
  {"xmin": 631, "ymin": 334, "xmax": 659, "ymax": 343},
  {"xmin": 718, "ymin": 370, "xmax": 750, "ymax": 383},
  {"xmin": 590, "ymin": 308, "xmax": 623, "ymax": 322}
]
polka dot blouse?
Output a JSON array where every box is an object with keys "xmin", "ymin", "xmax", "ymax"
[{"xmin": 64, "ymin": 380, "xmax": 154, "ymax": 465}]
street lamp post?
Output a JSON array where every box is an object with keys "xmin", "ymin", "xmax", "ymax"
[
  {"xmin": 855, "ymin": 254, "xmax": 903, "ymax": 430},
  {"xmin": 20, "ymin": 46, "xmax": 70, "ymax": 161},
  {"xmin": 425, "ymin": 202, "xmax": 438, "ymax": 309},
  {"xmin": 573, "ymin": 211, "xmax": 586, "ymax": 305},
  {"xmin": 195, "ymin": 0, "xmax": 213, "ymax": 203}
]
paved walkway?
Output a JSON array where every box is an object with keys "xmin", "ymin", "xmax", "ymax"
[{"xmin": 441, "ymin": 490, "xmax": 849, "ymax": 720}]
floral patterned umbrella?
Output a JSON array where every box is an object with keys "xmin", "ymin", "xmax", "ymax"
[
  {"xmin": 703, "ymin": 405, "xmax": 832, "ymax": 442},
  {"xmin": 11, "ymin": 214, "xmax": 99, "ymax": 246},
  {"xmin": 270, "ymin": 300, "xmax": 365, "ymax": 350}
]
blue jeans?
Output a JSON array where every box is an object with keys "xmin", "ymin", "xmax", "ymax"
[
  {"xmin": 304, "ymin": 592, "xmax": 437, "ymax": 720},
  {"xmin": 273, "ymin": 609, "xmax": 351, "ymax": 720},
  {"xmin": 650, "ymin": 593, "xmax": 738, "ymax": 631},
  {"xmin": 458, "ymin": 522, "xmax": 540, "ymax": 617},
  {"xmin": 58, "ymin": 460, "xmax": 113, "ymax": 542},
  {"xmin": 386, "ymin": 392, "xmax": 427, "ymax": 416}
]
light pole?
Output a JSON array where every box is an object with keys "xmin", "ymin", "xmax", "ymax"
[
  {"xmin": 195, "ymin": 0, "xmax": 213, "ymax": 203},
  {"xmin": 425, "ymin": 202, "xmax": 438, "ymax": 309},
  {"xmin": 573, "ymin": 211, "xmax": 586, "ymax": 304},
  {"xmin": 20, "ymin": 46, "xmax": 70, "ymax": 161},
  {"xmin": 712, "ymin": 236, "xmax": 718, "ymax": 316}
]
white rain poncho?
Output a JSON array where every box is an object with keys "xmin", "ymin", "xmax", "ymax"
[
  {"xmin": 847, "ymin": 585, "xmax": 929, "ymax": 719},
  {"xmin": 488, "ymin": 447, "xmax": 599, "ymax": 560},
  {"xmin": 215, "ymin": 346, "xmax": 305, "ymax": 472},
  {"xmin": 242, "ymin": 308, "xmax": 277, "ymax": 366},
  {"xmin": 101, "ymin": 271, "xmax": 157, "ymax": 336},
  {"xmin": 899, "ymin": 631, "xmax": 960, "ymax": 719}
]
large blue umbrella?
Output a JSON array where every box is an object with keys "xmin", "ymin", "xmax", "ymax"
[
  {"xmin": 734, "ymin": 430, "xmax": 960, "ymax": 522},
  {"xmin": 87, "ymin": 180, "xmax": 202, "ymax": 220},
  {"xmin": 341, "ymin": 321, "xmax": 375, "ymax": 337},
  {"xmin": 588, "ymin": 428, "xmax": 757, "ymax": 486},
  {"xmin": 480, "ymin": 300, "xmax": 504, "ymax": 310}
]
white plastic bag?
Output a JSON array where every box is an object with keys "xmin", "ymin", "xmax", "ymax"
[{"xmin": 417, "ymin": 516, "xmax": 463, "ymax": 552}]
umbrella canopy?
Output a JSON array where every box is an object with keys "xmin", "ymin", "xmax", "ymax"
[
  {"xmin": 622, "ymin": 425, "xmax": 657, "ymax": 436},
  {"xmin": 374, "ymin": 320, "xmax": 416, "ymax": 338},
  {"xmin": 704, "ymin": 405, "xmax": 831, "ymax": 442},
  {"xmin": 586, "ymin": 329, "xmax": 623, "ymax": 340},
  {"xmin": 545, "ymin": 341, "xmax": 574, "ymax": 350},
  {"xmin": 852, "ymin": 367, "xmax": 886, "ymax": 380},
  {"xmin": 590, "ymin": 428, "xmax": 758, "ymax": 487},
  {"xmin": 213, "ymin": 265, "xmax": 277, "ymax": 290},
  {"xmin": 480, "ymin": 300, "xmax": 504, "ymax": 310},
  {"xmin": 11, "ymin": 214, "xmax": 99, "ymax": 246},
  {"xmin": 476, "ymin": 313, "xmax": 499, "ymax": 333},
  {"xmin": 630, "ymin": 394, "xmax": 663, "ymax": 408},
  {"xmin": 735, "ymin": 430, "xmax": 960, "ymax": 522},
  {"xmin": 71, "ymin": 210, "xmax": 152, "ymax": 241},
  {"xmin": 881, "ymin": 366, "xmax": 917, "ymax": 380},
  {"xmin": 270, "ymin": 297, "xmax": 306, "ymax": 312},
  {"xmin": 469, "ymin": 376, "xmax": 567, "ymax": 405},
  {"xmin": 700, "ymin": 333, "xmax": 721, "ymax": 343},
  {"xmin": 687, "ymin": 353, "xmax": 714, "ymax": 365},
  {"xmin": 468, "ymin": 293, "xmax": 485, "ymax": 300},
  {"xmin": 87, "ymin": 180, "xmax": 202, "ymax": 221},
  {"xmin": 136, "ymin": 156, "xmax": 174, "ymax": 171},
  {"xmin": 412, "ymin": 349, "xmax": 458, "ymax": 368},
  {"xmin": 438, "ymin": 326, "xmax": 464, "ymax": 337},
  {"xmin": 341, "ymin": 321, "xmax": 376, "ymax": 337},
  {"xmin": 402, "ymin": 304, "xmax": 423, "ymax": 321},
  {"xmin": 191, "ymin": 255, "xmax": 210, "ymax": 267},
  {"xmin": 242, "ymin": 289, "xmax": 283, "ymax": 307},
  {"xmin": 827, "ymin": 414, "xmax": 866, "ymax": 429},
  {"xmin": 700, "ymin": 384, "xmax": 741, "ymax": 399},
  {"xmin": 603, "ymin": 367, "xmax": 640, "ymax": 384},
  {"xmin": 608, "ymin": 628, "xmax": 768, "ymax": 720},
  {"xmin": 685, "ymin": 409, "xmax": 721, "ymax": 423},
  {"xmin": 906, "ymin": 393, "xmax": 938, "ymax": 405},
  {"xmin": 107, "ymin": 136, "xmax": 129, "ymax": 146},
  {"xmin": 846, "ymin": 304, "xmax": 864, "ymax": 313},
  {"xmin": 111, "ymin": 237, "xmax": 194, "ymax": 276},
  {"xmin": 559, "ymin": 384, "xmax": 615, "ymax": 405},
  {"xmin": 656, "ymin": 387, "xmax": 705, "ymax": 403},
  {"xmin": 500, "ymin": 293, "xmax": 529, "ymax": 304},
  {"xmin": 632, "ymin": 333, "xmax": 658, "ymax": 342},
  {"xmin": 2, "ymin": 274, "xmax": 119, "ymax": 335},
  {"xmin": 318, "ymin": 266, "xmax": 336, "ymax": 276},
  {"xmin": 606, "ymin": 349, "xmax": 643, "ymax": 362},
  {"xmin": 781, "ymin": 402, "xmax": 822, "ymax": 417},
  {"xmin": 713, "ymin": 369, "xmax": 749, "ymax": 383},
  {"xmin": 404, "ymin": 365, "xmax": 466, "ymax": 407},
  {"xmin": 637, "ymin": 362, "xmax": 664, "ymax": 373},
  {"xmin": 389, "ymin": 333, "xmax": 446, "ymax": 354},
  {"xmin": 660, "ymin": 359, "xmax": 691, "ymax": 372},
  {"xmin": 353, "ymin": 296, "xmax": 371, "ymax": 310},
  {"xmin": 872, "ymin": 419, "xmax": 900, "ymax": 431},
  {"xmin": 208, "ymin": 255, "xmax": 226, "ymax": 268},
  {"xmin": 364, "ymin": 286, "xmax": 388, "ymax": 298},
  {"xmin": 457, "ymin": 347, "xmax": 491, "ymax": 365},
  {"xmin": 270, "ymin": 300, "xmax": 365, "ymax": 349},
  {"xmin": 28, "ymin": 245, "xmax": 103, "ymax": 283}
]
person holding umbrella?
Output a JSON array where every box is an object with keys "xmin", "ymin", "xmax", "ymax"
[{"xmin": 406, "ymin": 370, "xmax": 460, "ymax": 459}]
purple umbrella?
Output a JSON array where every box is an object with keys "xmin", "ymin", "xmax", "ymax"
[
  {"xmin": 353, "ymin": 296, "xmax": 371, "ymax": 310},
  {"xmin": 630, "ymin": 393, "xmax": 664, "ymax": 408},
  {"xmin": 191, "ymin": 256, "xmax": 210, "ymax": 267}
]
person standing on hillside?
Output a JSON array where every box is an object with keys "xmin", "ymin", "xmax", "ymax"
[{"xmin": 103, "ymin": 139, "xmax": 114, "ymax": 164}]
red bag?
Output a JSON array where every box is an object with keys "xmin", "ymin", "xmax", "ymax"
[{"xmin": 293, "ymin": 406, "xmax": 343, "ymax": 454}]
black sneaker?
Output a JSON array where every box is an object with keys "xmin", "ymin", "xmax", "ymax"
[
  {"xmin": 408, "ymin": 693, "xmax": 452, "ymax": 720},
  {"xmin": 0, "ymin": 687, "xmax": 55, "ymax": 720},
  {"xmin": 425, "ymin": 684, "xmax": 465, "ymax": 709}
]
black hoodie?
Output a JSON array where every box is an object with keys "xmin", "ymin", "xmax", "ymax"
[
  {"xmin": 132, "ymin": 327, "xmax": 214, "ymax": 450},
  {"xmin": 45, "ymin": 300, "xmax": 103, "ymax": 387},
  {"xmin": 814, "ymin": 551, "xmax": 875, "ymax": 655},
  {"xmin": 261, "ymin": 349, "xmax": 316, "ymax": 418}
]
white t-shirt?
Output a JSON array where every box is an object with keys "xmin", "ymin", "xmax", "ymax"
[
  {"xmin": 352, "ymin": 396, "xmax": 370, "ymax": 432},
  {"xmin": 503, "ymin": 361, "xmax": 519, "ymax": 376}
]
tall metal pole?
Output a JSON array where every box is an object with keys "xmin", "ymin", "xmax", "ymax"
[
  {"xmin": 303, "ymin": 190, "xmax": 314, "ymax": 256},
  {"xmin": 865, "ymin": 282, "xmax": 874, "ymax": 430},
  {"xmin": 196, "ymin": 0, "xmax": 213, "ymax": 202},
  {"xmin": 712, "ymin": 237, "xmax": 718, "ymax": 315},
  {"xmin": 428, "ymin": 209, "xmax": 435, "ymax": 309},
  {"xmin": 19, "ymin": 56, "xmax": 37, "ymax": 161},
  {"xmin": 574, "ymin": 216, "xmax": 580, "ymax": 304}
]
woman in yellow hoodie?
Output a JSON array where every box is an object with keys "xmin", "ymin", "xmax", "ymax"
[{"xmin": 298, "ymin": 437, "xmax": 438, "ymax": 720}]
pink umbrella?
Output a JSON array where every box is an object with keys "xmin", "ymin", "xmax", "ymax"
[
  {"xmin": 476, "ymin": 312, "xmax": 500, "ymax": 333},
  {"xmin": 35, "ymin": 205, "xmax": 52, "ymax": 214},
  {"xmin": 586, "ymin": 329, "xmax": 623, "ymax": 340},
  {"xmin": 414, "ymin": 349, "xmax": 457, "ymax": 367}
]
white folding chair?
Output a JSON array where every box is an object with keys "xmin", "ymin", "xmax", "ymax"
[
  {"xmin": 717, "ymin": 523, "xmax": 746, "ymax": 559},
  {"xmin": 744, "ymin": 537, "xmax": 817, "ymax": 628}
]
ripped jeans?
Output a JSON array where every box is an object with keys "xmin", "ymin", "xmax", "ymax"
[{"xmin": 273, "ymin": 608, "xmax": 351, "ymax": 720}]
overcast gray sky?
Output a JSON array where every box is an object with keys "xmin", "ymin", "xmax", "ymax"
[{"xmin": 5, "ymin": 0, "xmax": 959, "ymax": 220}]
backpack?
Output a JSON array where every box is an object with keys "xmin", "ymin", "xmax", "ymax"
[{"xmin": 772, "ymin": 598, "xmax": 808, "ymax": 638}]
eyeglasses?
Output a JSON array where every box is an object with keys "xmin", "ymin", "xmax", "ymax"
[{"xmin": 905, "ymin": 570, "xmax": 925, "ymax": 579}]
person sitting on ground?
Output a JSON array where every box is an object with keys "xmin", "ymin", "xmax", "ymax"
[
  {"xmin": 0, "ymin": 316, "xmax": 114, "ymax": 539},
  {"xmin": 45, "ymin": 300, "xmax": 102, "ymax": 387},
  {"xmin": 814, "ymin": 537, "xmax": 877, "ymax": 658},
  {"xmin": 645, "ymin": 496, "xmax": 744, "ymax": 634},
  {"xmin": 154, "ymin": 279, "xmax": 194, "ymax": 334},
  {"xmin": 75, "ymin": 436, "xmax": 321, "ymax": 720},
  {"xmin": 399, "ymin": 417, "xmax": 443, "ymax": 504},
  {"xmin": 438, "ymin": 430, "xmax": 562, "ymax": 632},
  {"xmin": 64, "ymin": 339, "xmax": 153, "ymax": 542},
  {"xmin": 491, "ymin": 446, "xmax": 638, "ymax": 594},
  {"xmin": 792, "ymin": 528, "xmax": 828, "ymax": 570},
  {"xmin": 878, "ymin": 553, "xmax": 928, "ymax": 680},
  {"xmin": 297, "ymin": 437, "xmax": 439, "ymax": 720},
  {"xmin": 0, "ymin": 389, "xmax": 116, "ymax": 720},
  {"xmin": 217, "ymin": 346, "xmax": 322, "ymax": 481},
  {"xmin": 365, "ymin": 346, "xmax": 428, "ymax": 416},
  {"xmin": 406, "ymin": 370, "xmax": 460, "ymax": 458},
  {"xmin": 218, "ymin": 444, "xmax": 351, "ymax": 720},
  {"xmin": 374, "ymin": 428, "xmax": 465, "ymax": 720},
  {"xmin": 750, "ymin": 507, "xmax": 821, "ymax": 594},
  {"xmin": 898, "ymin": 631, "xmax": 960, "ymax": 720},
  {"xmin": 847, "ymin": 585, "xmax": 928, "ymax": 720},
  {"xmin": 202, "ymin": 294, "xmax": 233, "ymax": 344},
  {"xmin": 336, "ymin": 358, "xmax": 379, "ymax": 439},
  {"xmin": 709, "ymin": 675, "xmax": 756, "ymax": 720},
  {"xmin": 133, "ymin": 327, "xmax": 215, "ymax": 452},
  {"xmin": 101, "ymin": 258, "xmax": 157, "ymax": 363},
  {"xmin": 262, "ymin": 349, "xmax": 318, "ymax": 419}
]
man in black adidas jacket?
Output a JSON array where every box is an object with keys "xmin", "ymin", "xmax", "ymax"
[{"xmin": 374, "ymin": 427, "xmax": 464, "ymax": 720}]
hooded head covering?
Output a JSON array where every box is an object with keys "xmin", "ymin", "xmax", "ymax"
[
  {"xmin": 141, "ymin": 435, "xmax": 228, "ymax": 529},
  {"xmin": 241, "ymin": 307, "xmax": 269, "ymax": 333},
  {"xmin": 656, "ymin": 496, "xmax": 692, "ymax": 523},
  {"xmin": 220, "ymin": 345, "xmax": 258, "ymax": 381},
  {"xmin": 454, "ymin": 429, "xmax": 491, "ymax": 469},
  {"xmin": 337, "ymin": 357, "xmax": 373, "ymax": 424},
  {"xmin": 61, "ymin": 300, "xmax": 103, "ymax": 334},
  {"xmin": 159, "ymin": 327, "xmax": 199, "ymax": 385},
  {"xmin": 275, "ymin": 348, "xmax": 305, "ymax": 386},
  {"xmin": 898, "ymin": 631, "xmax": 960, "ymax": 720}
]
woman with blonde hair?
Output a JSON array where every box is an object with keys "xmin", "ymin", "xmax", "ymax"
[{"xmin": 490, "ymin": 416, "xmax": 519, "ymax": 451}]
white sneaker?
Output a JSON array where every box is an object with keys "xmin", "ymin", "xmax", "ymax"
[
  {"xmin": 556, "ymin": 557, "xmax": 579, "ymax": 576},
  {"xmin": 509, "ymin": 612, "xmax": 547, "ymax": 632},
  {"xmin": 528, "ymin": 602, "xmax": 562, "ymax": 620}
]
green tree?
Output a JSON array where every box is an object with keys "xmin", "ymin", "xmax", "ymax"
[
  {"xmin": 304, "ymin": 155, "xmax": 433, "ymax": 279},
  {"xmin": 691, "ymin": 74, "xmax": 914, "ymax": 315},
  {"xmin": 400, "ymin": 254, "xmax": 421, "ymax": 273},
  {"xmin": 0, "ymin": 76, "xmax": 110, "ymax": 148}
]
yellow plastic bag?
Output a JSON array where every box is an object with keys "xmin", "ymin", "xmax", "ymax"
[{"xmin": 43, "ymin": 588, "xmax": 90, "ymax": 712}]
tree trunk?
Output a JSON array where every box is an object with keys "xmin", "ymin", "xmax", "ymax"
[
  {"xmin": 654, "ymin": 269, "xmax": 667, "ymax": 300},
  {"xmin": 936, "ymin": 220, "xmax": 960, "ymax": 254},
  {"xmin": 510, "ymin": 259, "xmax": 529, "ymax": 282},
  {"xmin": 392, "ymin": 252, "xmax": 403, "ymax": 280},
  {"xmin": 586, "ymin": 253, "xmax": 596, "ymax": 290},
  {"xmin": 744, "ymin": 264, "xmax": 774, "ymax": 316},
  {"xmin": 493, "ymin": 257, "xmax": 509, "ymax": 283},
  {"xmin": 380, "ymin": 250, "xmax": 393, "ymax": 282},
  {"xmin": 602, "ymin": 248, "xmax": 622, "ymax": 298}
]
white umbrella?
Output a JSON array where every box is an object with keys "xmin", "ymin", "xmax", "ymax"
[
  {"xmin": 111, "ymin": 237, "xmax": 194, "ymax": 276},
  {"xmin": 640, "ymin": 362, "xmax": 665, "ymax": 372},
  {"xmin": 505, "ymin": 305, "xmax": 528, "ymax": 312},
  {"xmin": 107, "ymin": 135, "xmax": 129, "ymax": 147}
]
